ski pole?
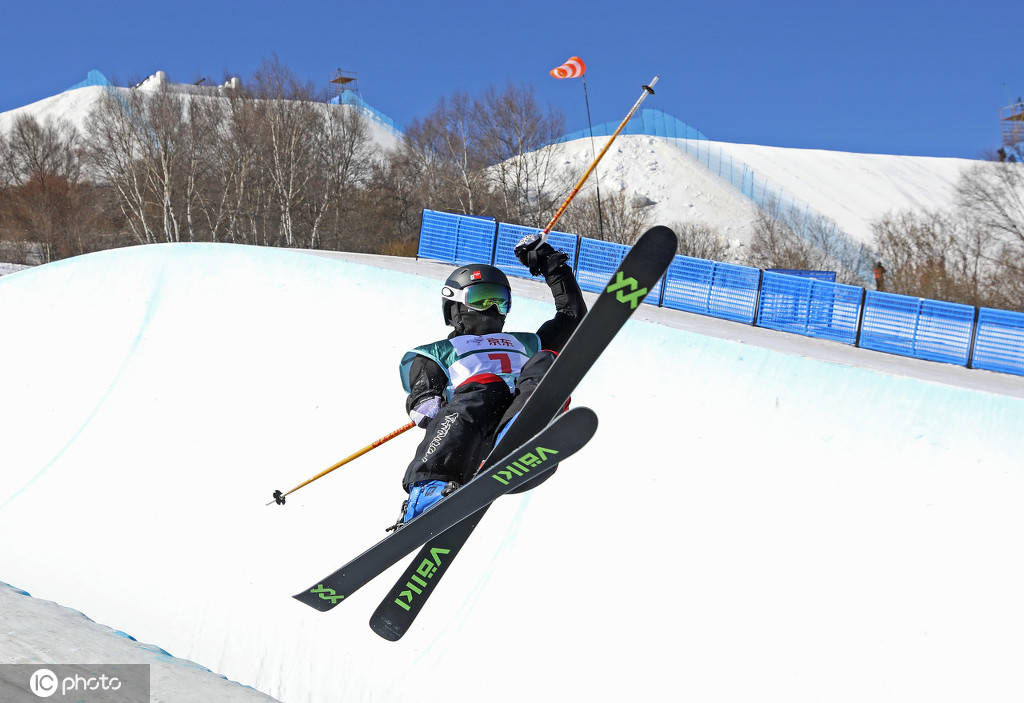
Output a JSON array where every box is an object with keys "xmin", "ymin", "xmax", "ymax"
[
  {"xmin": 540, "ymin": 75, "xmax": 659, "ymax": 241},
  {"xmin": 268, "ymin": 421, "xmax": 416, "ymax": 506}
]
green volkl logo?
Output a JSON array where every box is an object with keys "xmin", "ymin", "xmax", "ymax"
[
  {"xmin": 491, "ymin": 446, "xmax": 559, "ymax": 486},
  {"xmin": 606, "ymin": 271, "xmax": 648, "ymax": 309},
  {"xmin": 311, "ymin": 584, "xmax": 344, "ymax": 604},
  {"xmin": 394, "ymin": 547, "xmax": 451, "ymax": 612}
]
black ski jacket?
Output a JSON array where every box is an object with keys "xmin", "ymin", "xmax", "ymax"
[{"xmin": 404, "ymin": 263, "xmax": 586, "ymax": 414}]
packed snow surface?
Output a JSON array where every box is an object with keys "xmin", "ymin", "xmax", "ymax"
[
  {"xmin": 0, "ymin": 263, "xmax": 29, "ymax": 276},
  {"xmin": 1, "ymin": 244, "xmax": 1023, "ymax": 702},
  {"xmin": 0, "ymin": 581, "xmax": 277, "ymax": 702}
]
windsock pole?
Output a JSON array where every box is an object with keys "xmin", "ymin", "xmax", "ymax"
[
  {"xmin": 267, "ymin": 421, "xmax": 416, "ymax": 506},
  {"xmin": 581, "ymin": 74, "xmax": 605, "ymax": 240},
  {"xmin": 540, "ymin": 75, "xmax": 659, "ymax": 241}
]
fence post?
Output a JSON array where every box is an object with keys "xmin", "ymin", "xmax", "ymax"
[
  {"xmin": 489, "ymin": 220, "xmax": 499, "ymax": 266},
  {"xmin": 573, "ymin": 234, "xmax": 583, "ymax": 275},
  {"xmin": 911, "ymin": 299, "xmax": 924, "ymax": 356},
  {"xmin": 453, "ymin": 216, "xmax": 462, "ymax": 264},
  {"xmin": 704, "ymin": 262, "xmax": 716, "ymax": 315},
  {"xmin": 854, "ymin": 288, "xmax": 868, "ymax": 348},
  {"xmin": 803, "ymin": 278, "xmax": 814, "ymax": 334},
  {"xmin": 967, "ymin": 306, "xmax": 981, "ymax": 369},
  {"xmin": 658, "ymin": 256, "xmax": 672, "ymax": 308},
  {"xmin": 752, "ymin": 269, "xmax": 765, "ymax": 326}
]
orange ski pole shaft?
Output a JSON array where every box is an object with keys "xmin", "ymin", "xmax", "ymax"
[
  {"xmin": 540, "ymin": 75, "xmax": 659, "ymax": 240},
  {"xmin": 268, "ymin": 421, "xmax": 416, "ymax": 506}
]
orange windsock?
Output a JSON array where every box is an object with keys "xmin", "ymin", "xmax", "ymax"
[{"xmin": 550, "ymin": 56, "xmax": 586, "ymax": 79}]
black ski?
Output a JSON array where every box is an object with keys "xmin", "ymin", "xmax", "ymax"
[
  {"xmin": 369, "ymin": 225, "xmax": 678, "ymax": 640},
  {"xmin": 293, "ymin": 406, "xmax": 598, "ymax": 612}
]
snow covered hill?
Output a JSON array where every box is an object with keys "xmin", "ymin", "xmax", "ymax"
[
  {"xmin": 0, "ymin": 79, "xmax": 980, "ymax": 253},
  {"xmin": 1, "ymin": 244, "xmax": 1023, "ymax": 702},
  {"xmin": 546, "ymin": 134, "xmax": 977, "ymax": 248},
  {"xmin": 711, "ymin": 140, "xmax": 976, "ymax": 243},
  {"xmin": 0, "ymin": 82, "xmax": 402, "ymax": 153}
]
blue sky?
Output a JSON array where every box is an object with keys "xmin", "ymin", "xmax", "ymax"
[{"xmin": 1, "ymin": 0, "xmax": 1019, "ymax": 158}]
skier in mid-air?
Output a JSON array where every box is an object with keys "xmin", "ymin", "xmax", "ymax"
[{"xmin": 391, "ymin": 237, "xmax": 587, "ymax": 528}]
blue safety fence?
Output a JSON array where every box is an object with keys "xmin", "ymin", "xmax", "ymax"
[
  {"xmin": 555, "ymin": 108, "xmax": 708, "ymax": 143},
  {"xmin": 493, "ymin": 223, "xmax": 578, "ymax": 280},
  {"xmin": 766, "ymin": 268, "xmax": 837, "ymax": 282},
  {"xmin": 416, "ymin": 209, "xmax": 1024, "ymax": 376},
  {"xmin": 757, "ymin": 272, "xmax": 862, "ymax": 344},
  {"xmin": 328, "ymin": 91, "xmax": 403, "ymax": 137},
  {"xmin": 418, "ymin": 210, "xmax": 496, "ymax": 265},
  {"xmin": 971, "ymin": 308, "xmax": 1024, "ymax": 375},
  {"xmin": 662, "ymin": 256, "xmax": 760, "ymax": 323},
  {"xmin": 66, "ymin": 69, "xmax": 112, "ymax": 91},
  {"xmin": 577, "ymin": 238, "xmax": 663, "ymax": 304},
  {"xmin": 859, "ymin": 292, "xmax": 976, "ymax": 366}
]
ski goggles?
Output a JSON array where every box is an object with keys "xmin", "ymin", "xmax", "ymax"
[{"xmin": 441, "ymin": 283, "xmax": 511, "ymax": 314}]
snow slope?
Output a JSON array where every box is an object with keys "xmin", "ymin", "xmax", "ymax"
[
  {"xmin": 0, "ymin": 581, "xmax": 278, "ymax": 702},
  {"xmin": 0, "ymin": 84, "xmax": 402, "ymax": 153},
  {"xmin": 552, "ymin": 134, "xmax": 978, "ymax": 247},
  {"xmin": 712, "ymin": 140, "xmax": 976, "ymax": 243},
  {"xmin": 0, "ymin": 85, "xmax": 106, "ymax": 136},
  {"xmin": 2, "ymin": 244, "xmax": 1023, "ymax": 703},
  {"xmin": 0, "ymin": 263, "xmax": 29, "ymax": 276},
  {"xmin": 554, "ymin": 135, "xmax": 761, "ymax": 244}
]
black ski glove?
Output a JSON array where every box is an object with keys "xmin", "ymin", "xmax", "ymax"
[{"xmin": 514, "ymin": 233, "xmax": 569, "ymax": 277}]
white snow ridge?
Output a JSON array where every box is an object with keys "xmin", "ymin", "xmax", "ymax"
[{"xmin": 1, "ymin": 243, "xmax": 1023, "ymax": 702}]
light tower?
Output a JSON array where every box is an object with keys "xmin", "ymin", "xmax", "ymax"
[
  {"xmin": 328, "ymin": 69, "xmax": 359, "ymax": 103},
  {"xmin": 1001, "ymin": 98, "xmax": 1024, "ymax": 148}
]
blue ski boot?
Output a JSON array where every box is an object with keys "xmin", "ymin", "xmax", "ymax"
[{"xmin": 387, "ymin": 480, "xmax": 458, "ymax": 531}]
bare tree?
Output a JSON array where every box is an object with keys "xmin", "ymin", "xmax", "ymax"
[
  {"xmin": 141, "ymin": 88, "xmax": 188, "ymax": 242},
  {"xmin": 83, "ymin": 89, "xmax": 156, "ymax": 243},
  {"xmin": 558, "ymin": 190, "xmax": 651, "ymax": 244},
  {"xmin": 398, "ymin": 93, "xmax": 496, "ymax": 218},
  {"xmin": 0, "ymin": 115, "xmax": 92, "ymax": 259},
  {"xmin": 863, "ymin": 162, "xmax": 1024, "ymax": 310},
  {"xmin": 745, "ymin": 195, "xmax": 871, "ymax": 283},
  {"xmin": 672, "ymin": 221, "xmax": 730, "ymax": 260},
  {"xmin": 871, "ymin": 210, "xmax": 999, "ymax": 306},
  {"xmin": 746, "ymin": 197, "xmax": 817, "ymax": 270},
  {"xmin": 306, "ymin": 102, "xmax": 373, "ymax": 249},
  {"xmin": 408, "ymin": 92, "xmax": 491, "ymax": 215},
  {"xmin": 201, "ymin": 90, "xmax": 264, "ymax": 244},
  {"xmin": 956, "ymin": 162, "xmax": 1024, "ymax": 274},
  {"xmin": 180, "ymin": 96, "xmax": 223, "ymax": 241},
  {"xmin": 354, "ymin": 147, "xmax": 431, "ymax": 252},
  {"xmin": 475, "ymin": 84, "xmax": 568, "ymax": 226},
  {"xmin": 0, "ymin": 133, "xmax": 9, "ymax": 191},
  {"xmin": 0, "ymin": 115, "xmax": 79, "ymax": 186},
  {"xmin": 251, "ymin": 57, "xmax": 319, "ymax": 247}
]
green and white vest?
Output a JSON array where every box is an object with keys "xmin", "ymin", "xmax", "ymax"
[{"xmin": 400, "ymin": 332, "xmax": 542, "ymax": 400}]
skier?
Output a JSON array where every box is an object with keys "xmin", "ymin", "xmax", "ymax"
[{"xmin": 391, "ymin": 237, "xmax": 587, "ymax": 528}]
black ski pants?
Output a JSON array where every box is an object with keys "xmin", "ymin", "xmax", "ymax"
[{"xmin": 402, "ymin": 351, "xmax": 557, "ymax": 490}]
